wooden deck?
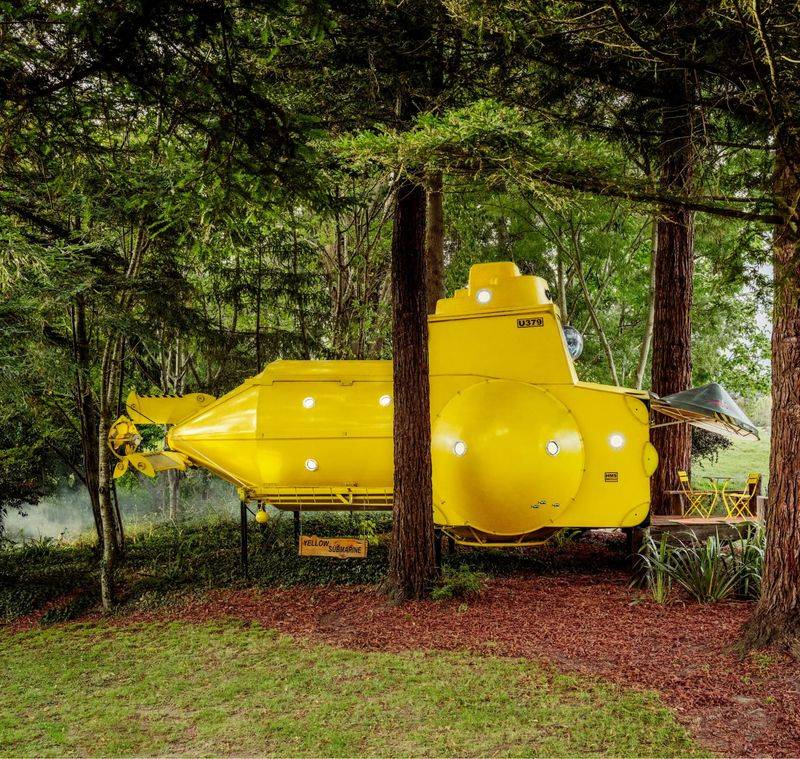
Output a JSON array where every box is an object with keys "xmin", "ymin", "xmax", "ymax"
[{"xmin": 635, "ymin": 512, "xmax": 761, "ymax": 546}]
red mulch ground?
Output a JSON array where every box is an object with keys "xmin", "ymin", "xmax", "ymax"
[{"xmin": 6, "ymin": 541, "xmax": 800, "ymax": 757}]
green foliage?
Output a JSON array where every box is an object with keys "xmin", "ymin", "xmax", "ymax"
[
  {"xmin": 0, "ymin": 513, "xmax": 395, "ymax": 622},
  {"xmin": 0, "ymin": 538, "xmax": 95, "ymax": 622},
  {"xmin": 727, "ymin": 527, "xmax": 766, "ymax": 601},
  {"xmin": 636, "ymin": 533, "xmax": 673, "ymax": 604},
  {"xmin": 636, "ymin": 528, "xmax": 766, "ymax": 604},
  {"xmin": 431, "ymin": 563, "xmax": 487, "ymax": 601},
  {"xmin": 691, "ymin": 429, "xmax": 733, "ymax": 466},
  {"xmin": 661, "ymin": 535, "xmax": 741, "ymax": 603},
  {"xmin": 0, "ymin": 515, "xmax": 636, "ymax": 622}
]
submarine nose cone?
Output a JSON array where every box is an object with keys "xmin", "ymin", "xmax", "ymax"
[
  {"xmin": 432, "ymin": 380, "xmax": 584, "ymax": 537},
  {"xmin": 165, "ymin": 384, "xmax": 260, "ymax": 486}
]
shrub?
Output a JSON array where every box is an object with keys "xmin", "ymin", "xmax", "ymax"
[
  {"xmin": 636, "ymin": 527, "xmax": 766, "ymax": 604},
  {"xmin": 727, "ymin": 525, "xmax": 765, "ymax": 600},
  {"xmin": 636, "ymin": 532, "xmax": 673, "ymax": 604},
  {"xmin": 666, "ymin": 534, "xmax": 740, "ymax": 603},
  {"xmin": 431, "ymin": 563, "xmax": 486, "ymax": 601}
]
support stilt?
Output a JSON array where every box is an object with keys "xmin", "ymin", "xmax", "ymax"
[
  {"xmin": 294, "ymin": 510, "xmax": 301, "ymax": 544},
  {"xmin": 434, "ymin": 528, "xmax": 442, "ymax": 569},
  {"xmin": 240, "ymin": 500, "xmax": 249, "ymax": 580}
]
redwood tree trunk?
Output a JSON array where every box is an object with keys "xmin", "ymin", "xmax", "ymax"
[
  {"xmin": 424, "ymin": 171, "xmax": 445, "ymax": 315},
  {"xmin": 650, "ymin": 103, "xmax": 695, "ymax": 516},
  {"xmin": 741, "ymin": 150, "xmax": 800, "ymax": 650},
  {"xmin": 387, "ymin": 177, "xmax": 437, "ymax": 599}
]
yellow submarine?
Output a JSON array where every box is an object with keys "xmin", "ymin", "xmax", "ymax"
[{"xmin": 109, "ymin": 262, "xmax": 757, "ymax": 547}]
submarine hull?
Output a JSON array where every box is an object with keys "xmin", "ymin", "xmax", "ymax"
[{"xmin": 160, "ymin": 263, "xmax": 657, "ymax": 546}]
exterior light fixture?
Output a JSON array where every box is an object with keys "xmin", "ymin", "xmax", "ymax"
[
  {"xmin": 302, "ymin": 396, "xmax": 315, "ymax": 409},
  {"xmin": 609, "ymin": 433, "xmax": 625, "ymax": 449},
  {"xmin": 546, "ymin": 440, "xmax": 560, "ymax": 456},
  {"xmin": 452, "ymin": 440, "xmax": 468, "ymax": 457},
  {"xmin": 563, "ymin": 326, "xmax": 584, "ymax": 360},
  {"xmin": 305, "ymin": 458, "xmax": 319, "ymax": 471},
  {"xmin": 379, "ymin": 394, "xmax": 392, "ymax": 407},
  {"xmin": 476, "ymin": 288, "xmax": 492, "ymax": 304}
]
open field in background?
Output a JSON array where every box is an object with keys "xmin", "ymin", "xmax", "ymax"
[
  {"xmin": 0, "ymin": 621, "xmax": 700, "ymax": 757},
  {"xmin": 693, "ymin": 432, "xmax": 771, "ymax": 490}
]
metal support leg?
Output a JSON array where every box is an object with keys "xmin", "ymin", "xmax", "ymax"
[
  {"xmin": 240, "ymin": 500, "xmax": 249, "ymax": 580},
  {"xmin": 447, "ymin": 536, "xmax": 455, "ymax": 556},
  {"xmin": 294, "ymin": 510, "xmax": 301, "ymax": 544},
  {"xmin": 434, "ymin": 528, "xmax": 442, "ymax": 569},
  {"xmin": 623, "ymin": 527, "xmax": 634, "ymax": 566}
]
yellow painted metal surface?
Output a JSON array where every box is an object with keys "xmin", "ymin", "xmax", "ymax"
[{"xmin": 112, "ymin": 262, "xmax": 658, "ymax": 545}]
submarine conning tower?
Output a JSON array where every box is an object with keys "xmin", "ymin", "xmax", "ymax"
[
  {"xmin": 121, "ymin": 261, "xmax": 657, "ymax": 547},
  {"xmin": 429, "ymin": 261, "xmax": 577, "ymax": 385}
]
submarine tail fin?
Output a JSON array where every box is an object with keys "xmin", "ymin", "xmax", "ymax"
[
  {"xmin": 113, "ymin": 450, "xmax": 190, "ymax": 479},
  {"xmin": 125, "ymin": 390, "xmax": 216, "ymax": 426}
]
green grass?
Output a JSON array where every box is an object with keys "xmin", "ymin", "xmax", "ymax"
[
  {"xmin": 693, "ymin": 433, "xmax": 770, "ymax": 490},
  {"xmin": 0, "ymin": 621, "xmax": 702, "ymax": 757}
]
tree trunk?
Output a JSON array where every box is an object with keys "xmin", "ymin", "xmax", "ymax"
[
  {"xmin": 73, "ymin": 294, "xmax": 104, "ymax": 545},
  {"xmin": 96, "ymin": 224, "xmax": 148, "ymax": 608},
  {"xmin": 167, "ymin": 469, "xmax": 182, "ymax": 521},
  {"xmin": 650, "ymin": 103, "xmax": 695, "ymax": 516},
  {"xmin": 741, "ymin": 150, "xmax": 800, "ymax": 652},
  {"xmin": 98, "ymin": 336, "xmax": 124, "ymax": 610},
  {"xmin": 424, "ymin": 170, "xmax": 445, "ymax": 315},
  {"xmin": 557, "ymin": 250, "xmax": 568, "ymax": 324},
  {"xmin": 387, "ymin": 176, "xmax": 437, "ymax": 600},
  {"xmin": 635, "ymin": 217, "xmax": 658, "ymax": 389}
]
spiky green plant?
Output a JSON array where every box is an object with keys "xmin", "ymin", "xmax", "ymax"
[
  {"xmin": 636, "ymin": 532, "xmax": 673, "ymax": 604},
  {"xmin": 663, "ymin": 532, "xmax": 740, "ymax": 603},
  {"xmin": 726, "ymin": 525, "xmax": 765, "ymax": 600}
]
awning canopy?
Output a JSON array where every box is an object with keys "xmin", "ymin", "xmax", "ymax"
[{"xmin": 649, "ymin": 382, "xmax": 759, "ymax": 440}]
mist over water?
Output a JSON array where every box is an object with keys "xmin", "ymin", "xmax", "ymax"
[{"xmin": 4, "ymin": 474, "xmax": 240, "ymax": 541}]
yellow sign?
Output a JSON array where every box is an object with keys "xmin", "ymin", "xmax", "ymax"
[{"xmin": 299, "ymin": 535, "xmax": 368, "ymax": 559}]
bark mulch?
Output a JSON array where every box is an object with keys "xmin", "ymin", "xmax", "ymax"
[{"xmin": 105, "ymin": 573, "xmax": 799, "ymax": 757}]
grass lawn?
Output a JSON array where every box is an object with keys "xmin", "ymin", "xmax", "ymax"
[
  {"xmin": 0, "ymin": 620, "xmax": 701, "ymax": 757},
  {"xmin": 693, "ymin": 432, "xmax": 770, "ymax": 490}
]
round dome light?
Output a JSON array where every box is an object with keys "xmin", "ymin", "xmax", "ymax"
[
  {"xmin": 379, "ymin": 394, "xmax": 392, "ymax": 407},
  {"xmin": 476, "ymin": 288, "xmax": 492, "ymax": 304},
  {"xmin": 546, "ymin": 440, "xmax": 560, "ymax": 456},
  {"xmin": 609, "ymin": 433, "xmax": 625, "ymax": 449},
  {"xmin": 563, "ymin": 325, "xmax": 584, "ymax": 359},
  {"xmin": 302, "ymin": 396, "xmax": 315, "ymax": 409},
  {"xmin": 305, "ymin": 458, "xmax": 319, "ymax": 471},
  {"xmin": 452, "ymin": 440, "xmax": 468, "ymax": 457}
]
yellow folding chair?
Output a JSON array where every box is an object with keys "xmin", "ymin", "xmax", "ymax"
[
  {"xmin": 677, "ymin": 470, "xmax": 716, "ymax": 517},
  {"xmin": 722, "ymin": 473, "xmax": 761, "ymax": 519}
]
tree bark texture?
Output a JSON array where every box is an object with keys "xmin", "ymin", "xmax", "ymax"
[
  {"xmin": 650, "ymin": 103, "xmax": 695, "ymax": 516},
  {"xmin": 98, "ymin": 337, "xmax": 123, "ymax": 610},
  {"xmin": 97, "ymin": 225, "xmax": 149, "ymax": 609},
  {"xmin": 387, "ymin": 176, "xmax": 437, "ymax": 600},
  {"xmin": 635, "ymin": 217, "xmax": 659, "ymax": 390},
  {"xmin": 167, "ymin": 470, "xmax": 182, "ymax": 521},
  {"xmin": 741, "ymin": 151, "xmax": 800, "ymax": 651},
  {"xmin": 424, "ymin": 171, "xmax": 445, "ymax": 315},
  {"xmin": 73, "ymin": 294, "xmax": 104, "ymax": 543}
]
